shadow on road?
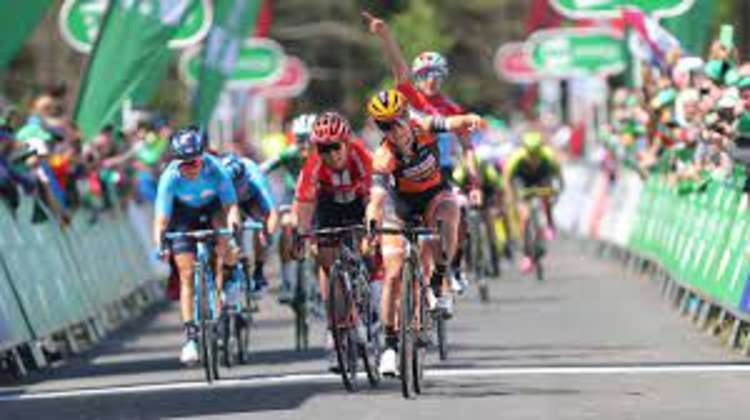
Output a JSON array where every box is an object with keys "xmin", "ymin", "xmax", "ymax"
[{"xmin": 0, "ymin": 380, "xmax": 362, "ymax": 419}]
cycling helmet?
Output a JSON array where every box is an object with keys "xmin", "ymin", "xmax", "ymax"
[
  {"xmin": 310, "ymin": 112, "xmax": 351, "ymax": 145},
  {"xmin": 411, "ymin": 51, "xmax": 449, "ymax": 78},
  {"xmin": 291, "ymin": 113, "xmax": 317, "ymax": 139},
  {"xmin": 367, "ymin": 89, "xmax": 408, "ymax": 121},
  {"xmin": 170, "ymin": 126, "xmax": 205, "ymax": 160},
  {"xmin": 221, "ymin": 153, "xmax": 245, "ymax": 181},
  {"xmin": 522, "ymin": 131, "xmax": 543, "ymax": 154}
]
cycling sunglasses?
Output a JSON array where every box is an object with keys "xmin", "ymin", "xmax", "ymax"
[
  {"xmin": 317, "ymin": 142, "xmax": 342, "ymax": 155},
  {"xmin": 414, "ymin": 69, "xmax": 446, "ymax": 82},
  {"xmin": 374, "ymin": 116, "xmax": 408, "ymax": 132},
  {"xmin": 178, "ymin": 156, "xmax": 203, "ymax": 170}
]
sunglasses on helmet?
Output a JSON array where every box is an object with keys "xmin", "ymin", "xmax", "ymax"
[{"xmin": 317, "ymin": 142, "xmax": 342, "ymax": 154}]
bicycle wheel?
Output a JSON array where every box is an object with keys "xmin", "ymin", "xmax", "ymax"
[
  {"xmin": 355, "ymin": 267, "xmax": 380, "ymax": 388},
  {"xmin": 414, "ymin": 280, "xmax": 429, "ymax": 394},
  {"xmin": 294, "ymin": 259, "xmax": 309, "ymax": 351},
  {"xmin": 236, "ymin": 311, "xmax": 251, "ymax": 364},
  {"xmin": 400, "ymin": 257, "xmax": 417, "ymax": 399},
  {"xmin": 196, "ymin": 265, "xmax": 216, "ymax": 383},
  {"xmin": 328, "ymin": 262, "xmax": 357, "ymax": 391}
]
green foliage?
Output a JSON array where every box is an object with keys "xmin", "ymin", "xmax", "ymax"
[{"xmin": 389, "ymin": 0, "xmax": 455, "ymax": 63}]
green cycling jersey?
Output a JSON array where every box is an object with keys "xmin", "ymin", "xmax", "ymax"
[{"xmin": 261, "ymin": 145, "xmax": 306, "ymax": 191}]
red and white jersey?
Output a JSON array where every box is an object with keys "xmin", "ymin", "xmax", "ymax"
[
  {"xmin": 397, "ymin": 80, "xmax": 464, "ymax": 118},
  {"xmin": 295, "ymin": 139, "xmax": 372, "ymax": 204}
]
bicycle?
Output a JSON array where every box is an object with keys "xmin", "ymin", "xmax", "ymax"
[
  {"xmin": 464, "ymin": 205, "xmax": 494, "ymax": 303},
  {"xmin": 220, "ymin": 219, "xmax": 264, "ymax": 368},
  {"xmin": 519, "ymin": 186, "xmax": 558, "ymax": 282},
  {"xmin": 302, "ymin": 225, "xmax": 381, "ymax": 391},
  {"xmin": 164, "ymin": 226, "xmax": 235, "ymax": 383},
  {"xmin": 373, "ymin": 219, "xmax": 443, "ymax": 399}
]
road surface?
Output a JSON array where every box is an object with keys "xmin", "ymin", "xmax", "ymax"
[{"xmin": 1, "ymin": 239, "xmax": 748, "ymax": 419}]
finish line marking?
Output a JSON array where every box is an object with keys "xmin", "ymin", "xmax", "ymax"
[{"xmin": 3, "ymin": 363, "xmax": 750, "ymax": 401}]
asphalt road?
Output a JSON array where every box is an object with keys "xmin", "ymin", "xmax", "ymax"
[{"xmin": 1, "ymin": 239, "xmax": 749, "ymax": 419}]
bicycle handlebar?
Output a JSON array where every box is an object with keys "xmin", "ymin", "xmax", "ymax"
[
  {"xmin": 299, "ymin": 224, "xmax": 366, "ymax": 240},
  {"xmin": 519, "ymin": 186, "xmax": 558, "ymax": 199}
]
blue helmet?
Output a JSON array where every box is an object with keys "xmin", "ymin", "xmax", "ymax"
[
  {"xmin": 170, "ymin": 126, "xmax": 205, "ymax": 160},
  {"xmin": 221, "ymin": 153, "xmax": 245, "ymax": 181}
]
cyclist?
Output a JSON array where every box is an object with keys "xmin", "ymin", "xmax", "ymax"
[
  {"xmin": 362, "ymin": 11, "xmax": 480, "ymax": 194},
  {"xmin": 364, "ymin": 89, "xmax": 482, "ymax": 375},
  {"xmin": 363, "ymin": 11, "xmax": 481, "ymax": 291},
  {"xmin": 452, "ymin": 150, "xmax": 507, "ymax": 277},
  {"xmin": 262, "ymin": 113, "xmax": 315, "ymax": 302},
  {"xmin": 220, "ymin": 153, "xmax": 278, "ymax": 297},
  {"xmin": 153, "ymin": 127, "xmax": 241, "ymax": 365},
  {"xmin": 503, "ymin": 131, "xmax": 564, "ymax": 275},
  {"xmin": 292, "ymin": 112, "xmax": 373, "ymax": 371}
]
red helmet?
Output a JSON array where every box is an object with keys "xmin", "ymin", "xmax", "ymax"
[{"xmin": 310, "ymin": 112, "xmax": 351, "ymax": 145}]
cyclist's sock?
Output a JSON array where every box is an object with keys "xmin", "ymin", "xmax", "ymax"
[
  {"xmin": 431, "ymin": 264, "xmax": 447, "ymax": 296},
  {"xmin": 184, "ymin": 321, "xmax": 198, "ymax": 341},
  {"xmin": 385, "ymin": 331, "xmax": 398, "ymax": 351}
]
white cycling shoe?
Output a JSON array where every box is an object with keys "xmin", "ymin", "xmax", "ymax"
[
  {"xmin": 180, "ymin": 340, "xmax": 199, "ymax": 365},
  {"xmin": 436, "ymin": 295, "xmax": 454, "ymax": 319},
  {"xmin": 379, "ymin": 348, "xmax": 398, "ymax": 377}
]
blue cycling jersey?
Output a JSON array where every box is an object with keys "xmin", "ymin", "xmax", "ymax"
[
  {"xmin": 234, "ymin": 158, "xmax": 275, "ymax": 214},
  {"xmin": 436, "ymin": 132, "xmax": 457, "ymax": 169},
  {"xmin": 155, "ymin": 154, "xmax": 237, "ymax": 218}
]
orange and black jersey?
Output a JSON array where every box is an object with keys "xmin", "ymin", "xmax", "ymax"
[{"xmin": 372, "ymin": 121, "xmax": 444, "ymax": 196}]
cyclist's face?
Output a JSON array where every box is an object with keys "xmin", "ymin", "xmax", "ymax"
[
  {"xmin": 178, "ymin": 157, "xmax": 203, "ymax": 179},
  {"xmin": 388, "ymin": 119, "xmax": 413, "ymax": 153},
  {"xmin": 319, "ymin": 142, "xmax": 347, "ymax": 170},
  {"xmin": 415, "ymin": 75, "xmax": 443, "ymax": 96}
]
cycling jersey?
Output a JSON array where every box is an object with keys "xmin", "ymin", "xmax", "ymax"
[
  {"xmin": 295, "ymin": 139, "xmax": 372, "ymax": 206},
  {"xmin": 262, "ymin": 146, "xmax": 305, "ymax": 190},
  {"xmin": 155, "ymin": 154, "xmax": 237, "ymax": 218},
  {"xmin": 504, "ymin": 146, "xmax": 561, "ymax": 187},
  {"xmin": 397, "ymin": 80, "xmax": 465, "ymax": 170},
  {"xmin": 233, "ymin": 158, "xmax": 275, "ymax": 215}
]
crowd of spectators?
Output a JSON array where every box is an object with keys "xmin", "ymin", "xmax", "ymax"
[
  {"xmin": 601, "ymin": 31, "xmax": 750, "ymax": 195},
  {"xmin": 0, "ymin": 83, "xmax": 172, "ymax": 226}
]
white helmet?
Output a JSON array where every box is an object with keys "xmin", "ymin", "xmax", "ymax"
[
  {"xmin": 291, "ymin": 113, "xmax": 317, "ymax": 138},
  {"xmin": 411, "ymin": 51, "xmax": 449, "ymax": 78}
]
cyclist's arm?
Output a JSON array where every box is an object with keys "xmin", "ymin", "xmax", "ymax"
[
  {"xmin": 363, "ymin": 11, "xmax": 409, "ymax": 84},
  {"xmin": 293, "ymin": 153, "xmax": 321, "ymax": 233},
  {"xmin": 261, "ymin": 148, "xmax": 294, "ymax": 174},
  {"xmin": 503, "ymin": 151, "xmax": 523, "ymax": 203},
  {"xmin": 153, "ymin": 171, "xmax": 175, "ymax": 246},
  {"xmin": 216, "ymin": 160, "xmax": 240, "ymax": 229},
  {"xmin": 366, "ymin": 145, "xmax": 396, "ymax": 229},
  {"xmin": 542, "ymin": 146, "xmax": 565, "ymax": 192},
  {"xmin": 244, "ymin": 159, "xmax": 279, "ymax": 234}
]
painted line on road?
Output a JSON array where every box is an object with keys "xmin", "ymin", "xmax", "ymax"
[{"xmin": 3, "ymin": 363, "xmax": 750, "ymax": 402}]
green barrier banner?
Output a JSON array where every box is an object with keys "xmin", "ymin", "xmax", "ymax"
[
  {"xmin": 625, "ymin": 169, "xmax": 750, "ymax": 315},
  {"xmin": 0, "ymin": 0, "xmax": 52, "ymax": 71},
  {"xmin": 191, "ymin": 0, "xmax": 263, "ymax": 126},
  {"xmin": 74, "ymin": 0, "xmax": 200, "ymax": 140},
  {"xmin": 0, "ymin": 194, "xmax": 155, "ymax": 345}
]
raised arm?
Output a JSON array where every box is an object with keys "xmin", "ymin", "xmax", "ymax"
[{"xmin": 362, "ymin": 11, "xmax": 410, "ymax": 85}]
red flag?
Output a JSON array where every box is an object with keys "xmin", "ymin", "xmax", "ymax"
[{"xmin": 254, "ymin": 0, "xmax": 272, "ymax": 36}]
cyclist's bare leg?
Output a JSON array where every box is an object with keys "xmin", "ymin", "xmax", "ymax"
[
  {"xmin": 175, "ymin": 253, "xmax": 197, "ymax": 322},
  {"xmin": 516, "ymin": 201, "xmax": 531, "ymax": 256},
  {"xmin": 316, "ymin": 245, "xmax": 336, "ymax": 323},
  {"xmin": 210, "ymin": 213, "xmax": 228, "ymax": 301},
  {"xmin": 424, "ymin": 192, "xmax": 460, "ymax": 296},
  {"xmin": 542, "ymin": 197, "xmax": 556, "ymax": 231},
  {"xmin": 381, "ymin": 235, "xmax": 405, "ymax": 336}
]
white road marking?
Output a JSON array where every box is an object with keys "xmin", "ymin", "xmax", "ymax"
[{"xmin": 2, "ymin": 363, "xmax": 750, "ymax": 402}]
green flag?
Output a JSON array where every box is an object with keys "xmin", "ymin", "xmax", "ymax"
[
  {"xmin": 193, "ymin": 0, "xmax": 262, "ymax": 126},
  {"xmin": 0, "ymin": 1, "xmax": 53, "ymax": 71},
  {"xmin": 74, "ymin": 0, "xmax": 199, "ymax": 140}
]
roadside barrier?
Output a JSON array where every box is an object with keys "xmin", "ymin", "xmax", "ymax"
[
  {"xmin": 0, "ymin": 195, "xmax": 161, "ymax": 377},
  {"xmin": 559, "ymin": 163, "xmax": 750, "ymax": 355}
]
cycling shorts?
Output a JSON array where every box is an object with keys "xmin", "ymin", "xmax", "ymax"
[{"xmin": 167, "ymin": 198, "xmax": 223, "ymax": 254}]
